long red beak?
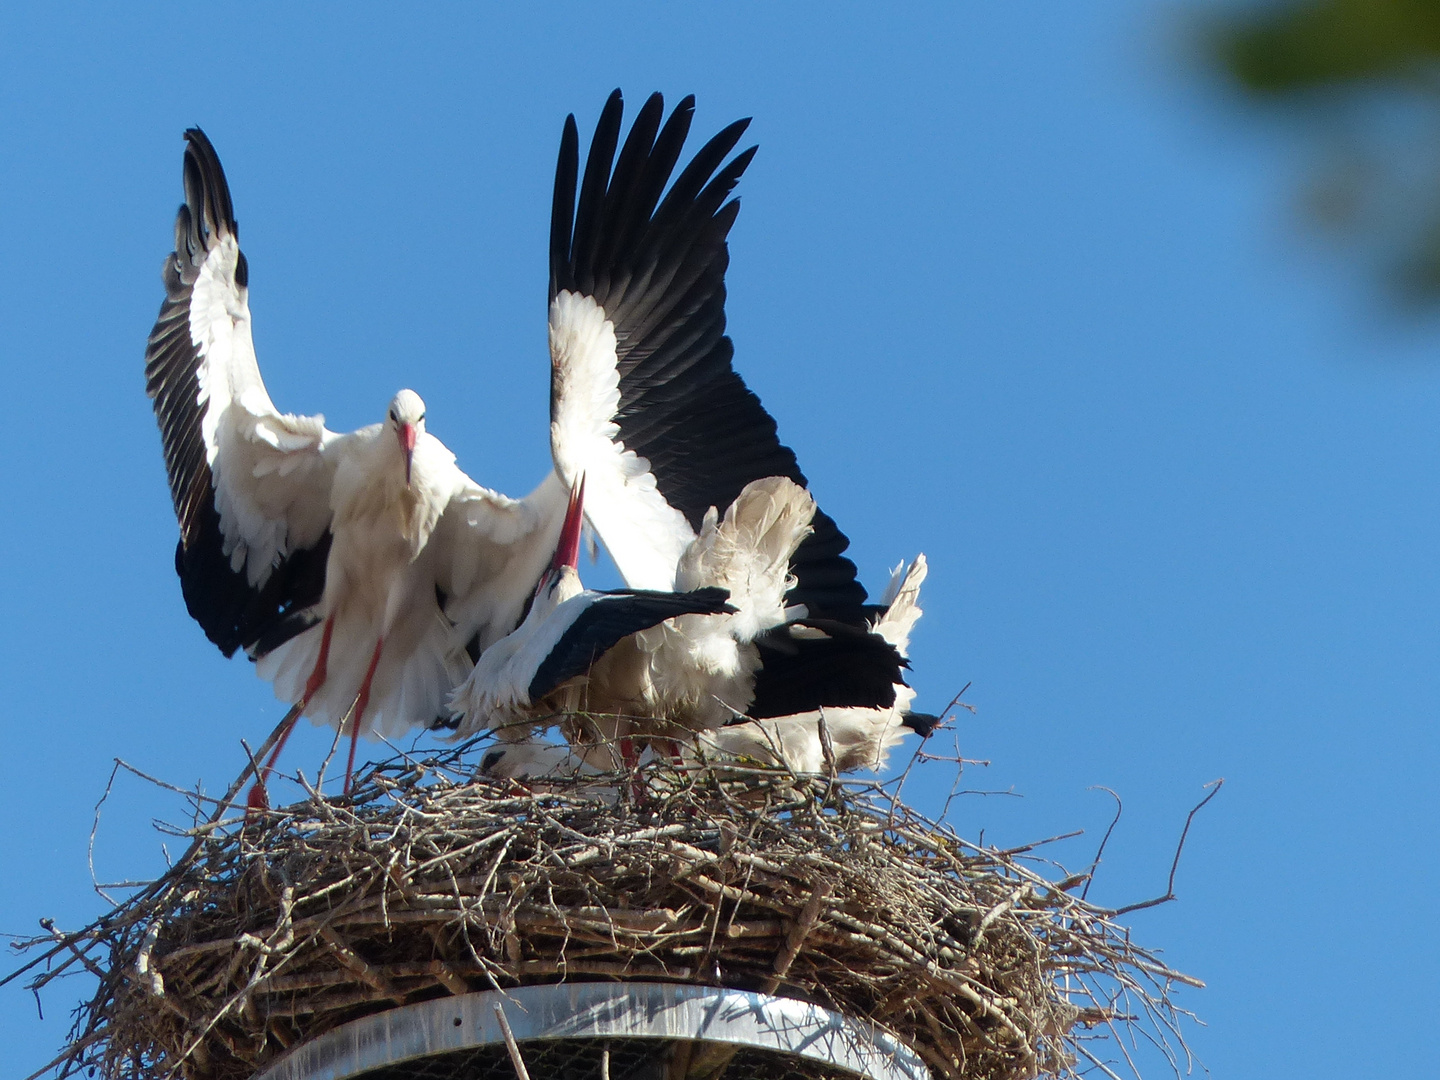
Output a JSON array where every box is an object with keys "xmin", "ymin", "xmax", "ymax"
[
  {"xmin": 552, "ymin": 475, "xmax": 586, "ymax": 574},
  {"xmin": 398, "ymin": 423, "xmax": 417, "ymax": 486}
]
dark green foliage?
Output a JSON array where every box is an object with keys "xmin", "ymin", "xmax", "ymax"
[
  {"xmin": 1219, "ymin": 0, "xmax": 1440, "ymax": 91},
  {"xmin": 1211, "ymin": 0, "xmax": 1440, "ymax": 305}
]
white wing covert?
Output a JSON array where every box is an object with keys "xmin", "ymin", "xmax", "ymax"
[
  {"xmin": 427, "ymin": 471, "xmax": 571, "ymax": 660},
  {"xmin": 145, "ymin": 129, "xmax": 340, "ymax": 658}
]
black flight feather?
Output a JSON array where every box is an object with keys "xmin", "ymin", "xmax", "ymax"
[
  {"xmin": 527, "ymin": 586, "xmax": 736, "ymax": 703},
  {"xmin": 747, "ymin": 621, "xmax": 908, "ymax": 720}
]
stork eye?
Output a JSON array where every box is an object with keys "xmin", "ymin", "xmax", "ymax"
[
  {"xmin": 419, "ymin": 412, "xmax": 426, "ymax": 422},
  {"xmin": 389, "ymin": 409, "xmax": 398, "ymax": 422}
]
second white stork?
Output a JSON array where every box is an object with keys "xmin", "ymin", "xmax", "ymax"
[
  {"xmin": 540, "ymin": 90, "xmax": 917, "ymax": 723},
  {"xmin": 475, "ymin": 557, "xmax": 937, "ymax": 781},
  {"xmin": 448, "ymin": 474, "xmax": 827, "ymax": 748}
]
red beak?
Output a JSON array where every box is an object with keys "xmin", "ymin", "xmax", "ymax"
[
  {"xmin": 398, "ymin": 422, "xmax": 417, "ymax": 486},
  {"xmin": 552, "ymin": 475, "xmax": 586, "ymax": 574}
]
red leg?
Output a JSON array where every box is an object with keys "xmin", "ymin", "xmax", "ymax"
[
  {"xmin": 303, "ymin": 615, "xmax": 336, "ymax": 702},
  {"xmin": 344, "ymin": 639, "xmax": 384, "ymax": 796},
  {"xmin": 247, "ymin": 616, "xmax": 335, "ymax": 813}
]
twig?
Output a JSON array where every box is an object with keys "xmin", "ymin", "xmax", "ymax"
[
  {"xmin": 88, "ymin": 762, "xmax": 121, "ymax": 904},
  {"xmin": 1107, "ymin": 779, "xmax": 1225, "ymax": 917},
  {"xmin": 37, "ymin": 920, "xmax": 104, "ymax": 981},
  {"xmin": 762, "ymin": 880, "xmax": 833, "ymax": 993},
  {"xmin": 493, "ymin": 1002, "xmax": 532, "ymax": 1080},
  {"xmin": 1081, "ymin": 786, "xmax": 1123, "ymax": 902}
]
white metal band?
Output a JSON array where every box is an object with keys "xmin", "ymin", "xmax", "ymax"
[{"xmin": 252, "ymin": 981, "xmax": 931, "ymax": 1080}]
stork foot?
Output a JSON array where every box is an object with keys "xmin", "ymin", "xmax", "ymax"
[{"xmin": 245, "ymin": 780, "xmax": 270, "ymax": 817}]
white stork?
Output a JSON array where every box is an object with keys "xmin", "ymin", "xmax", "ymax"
[
  {"xmin": 146, "ymin": 131, "xmax": 570, "ymax": 805},
  {"xmin": 541, "ymin": 90, "xmax": 915, "ymax": 724},
  {"xmin": 475, "ymin": 557, "xmax": 936, "ymax": 781}
]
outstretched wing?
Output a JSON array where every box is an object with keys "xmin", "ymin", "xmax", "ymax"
[
  {"xmin": 528, "ymin": 586, "xmax": 736, "ymax": 703},
  {"xmin": 548, "ymin": 90, "xmax": 868, "ymax": 620},
  {"xmin": 144, "ymin": 128, "xmax": 340, "ymax": 657}
]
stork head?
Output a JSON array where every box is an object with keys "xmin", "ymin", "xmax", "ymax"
[
  {"xmin": 387, "ymin": 389, "xmax": 426, "ymax": 486},
  {"xmin": 536, "ymin": 475, "xmax": 586, "ymax": 602}
]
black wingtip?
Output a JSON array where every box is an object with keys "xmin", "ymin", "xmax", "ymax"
[
  {"xmin": 550, "ymin": 115, "xmax": 580, "ymax": 291},
  {"xmin": 179, "ymin": 126, "xmax": 238, "ymax": 243},
  {"xmin": 902, "ymin": 712, "xmax": 942, "ymax": 738}
]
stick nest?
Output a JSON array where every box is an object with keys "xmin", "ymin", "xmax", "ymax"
[{"xmin": 16, "ymin": 743, "xmax": 1200, "ymax": 1080}]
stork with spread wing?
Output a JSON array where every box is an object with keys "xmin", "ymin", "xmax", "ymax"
[
  {"xmin": 541, "ymin": 90, "xmax": 910, "ymax": 723},
  {"xmin": 146, "ymin": 131, "xmax": 569, "ymax": 805},
  {"xmin": 452, "ymin": 91, "xmax": 920, "ymax": 758}
]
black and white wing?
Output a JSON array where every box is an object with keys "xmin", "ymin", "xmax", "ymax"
[
  {"xmin": 528, "ymin": 586, "xmax": 736, "ymax": 702},
  {"xmin": 548, "ymin": 90, "xmax": 869, "ymax": 621},
  {"xmin": 145, "ymin": 129, "xmax": 341, "ymax": 658}
]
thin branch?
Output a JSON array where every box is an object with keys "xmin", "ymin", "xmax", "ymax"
[
  {"xmin": 493, "ymin": 1002, "xmax": 532, "ymax": 1080},
  {"xmin": 1081, "ymin": 785, "xmax": 1123, "ymax": 902},
  {"xmin": 1106, "ymin": 778, "xmax": 1225, "ymax": 917},
  {"xmin": 88, "ymin": 761, "xmax": 122, "ymax": 903}
]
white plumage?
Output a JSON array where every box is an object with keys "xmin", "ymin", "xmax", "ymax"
[
  {"xmin": 631, "ymin": 476, "xmax": 816, "ymax": 729},
  {"xmin": 694, "ymin": 556, "xmax": 932, "ymax": 775},
  {"xmin": 548, "ymin": 292, "xmax": 695, "ymax": 591},
  {"xmin": 473, "ymin": 559, "xmax": 933, "ymax": 783}
]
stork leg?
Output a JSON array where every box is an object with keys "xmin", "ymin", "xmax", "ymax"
[
  {"xmin": 246, "ymin": 616, "xmax": 335, "ymax": 814},
  {"xmin": 343, "ymin": 638, "xmax": 384, "ymax": 796},
  {"xmin": 618, "ymin": 736, "xmax": 648, "ymax": 803}
]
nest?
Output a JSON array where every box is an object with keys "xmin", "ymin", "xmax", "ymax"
[{"xmin": 12, "ymin": 737, "xmax": 1201, "ymax": 1080}]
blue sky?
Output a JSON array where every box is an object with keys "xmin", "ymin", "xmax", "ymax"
[{"xmin": 2, "ymin": 3, "xmax": 1436, "ymax": 1078}]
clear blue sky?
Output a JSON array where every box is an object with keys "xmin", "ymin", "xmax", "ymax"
[{"xmin": 2, "ymin": 4, "xmax": 1435, "ymax": 1078}]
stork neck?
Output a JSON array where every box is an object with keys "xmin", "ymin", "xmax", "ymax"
[{"xmin": 551, "ymin": 565, "xmax": 584, "ymax": 604}]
